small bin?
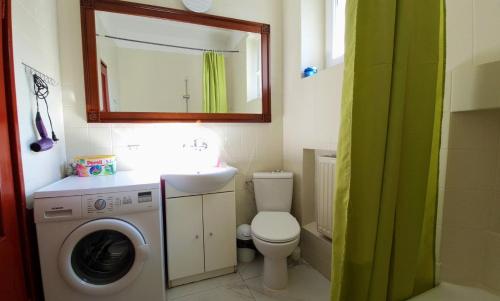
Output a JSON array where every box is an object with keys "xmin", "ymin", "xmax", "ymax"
[{"xmin": 237, "ymin": 224, "xmax": 256, "ymax": 263}]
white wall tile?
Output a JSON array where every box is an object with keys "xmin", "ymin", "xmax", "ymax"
[
  {"xmin": 496, "ymin": 150, "xmax": 500, "ymax": 189},
  {"xmin": 448, "ymin": 111, "xmax": 500, "ymax": 150},
  {"xmin": 111, "ymin": 127, "xmax": 139, "ymax": 149},
  {"xmin": 446, "ymin": 0, "xmax": 474, "ymax": 71},
  {"xmin": 442, "ymin": 189, "xmax": 493, "ymax": 230},
  {"xmin": 437, "ymin": 188, "xmax": 446, "ymax": 228},
  {"xmin": 482, "ymin": 232, "xmax": 500, "ymax": 291},
  {"xmin": 450, "ymin": 62, "xmax": 500, "ymax": 112},
  {"xmin": 63, "ymin": 105, "xmax": 87, "ymax": 127},
  {"xmin": 445, "ymin": 149, "xmax": 497, "ymax": 190},
  {"xmin": 439, "ymin": 149, "xmax": 449, "ymax": 189},
  {"xmin": 65, "ymin": 127, "xmax": 89, "ymax": 161},
  {"xmin": 488, "ymin": 192, "xmax": 500, "ymax": 234},
  {"xmin": 473, "ymin": 0, "xmax": 500, "ymax": 65},
  {"xmin": 441, "ymin": 114, "xmax": 450, "ymax": 150},
  {"xmin": 443, "ymin": 72, "xmax": 452, "ymax": 113},
  {"xmin": 87, "ymin": 127, "xmax": 112, "ymax": 155},
  {"xmin": 440, "ymin": 226, "xmax": 485, "ymax": 285},
  {"xmin": 443, "ymin": 0, "xmax": 500, "ymax": 288},
  {"xmin": 436, "ymin": 224, "xmax": 443, "ymax": 263}
]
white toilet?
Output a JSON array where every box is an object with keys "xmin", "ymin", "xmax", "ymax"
[{"xmin": 251, "ymin": 171, "xmax": 300, "ymax": 290}]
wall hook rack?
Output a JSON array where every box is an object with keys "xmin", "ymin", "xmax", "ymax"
[{"xmin": 22, "ymin": 62, "xmax": 58, "ymax": 86}]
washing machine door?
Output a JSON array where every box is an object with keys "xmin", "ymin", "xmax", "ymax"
[{"xmin": 58, "ymin": 218, "xmax": 150, "ymax": 296}]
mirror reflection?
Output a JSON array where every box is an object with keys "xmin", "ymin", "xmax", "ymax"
[{"xmin": 95, "ymin": 11, "xmax": 263, "ymax": 114}]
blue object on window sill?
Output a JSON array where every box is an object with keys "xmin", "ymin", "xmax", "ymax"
[{"xmin": 303, "ymin": 66, "xmax": 318, "ymax": 78}]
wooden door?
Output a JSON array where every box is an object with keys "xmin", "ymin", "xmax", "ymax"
[
  {"xmin": 100, "ymin": 60, "xmax": 110, "ymax": 112},
  {"xmin": 203, "ymin": 192, "xmax": 236, "ymax": 272},
  {"xmin": 0, "ymin": 0, "xmax": 29, "ymax": 299},
  {"xmin": 166, "ymin": 196, "xmax": 205, "ymax": 280}
]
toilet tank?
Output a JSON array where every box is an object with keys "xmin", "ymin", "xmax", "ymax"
[{"xmin": 253, "ymin": 171, "xmax": 293, "ymax": 212}]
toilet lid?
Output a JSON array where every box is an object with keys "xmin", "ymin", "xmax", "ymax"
[{"xmin": 251, "ymin": 212, "xmax": 300, "ymax": 243}]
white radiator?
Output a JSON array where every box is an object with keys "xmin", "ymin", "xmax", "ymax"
[{"xmin": 315, "ymin": 156, "xmax": 336, "ymax": 239}]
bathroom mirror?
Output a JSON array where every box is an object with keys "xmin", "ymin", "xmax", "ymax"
[{"xmin": 81, "ymin": 0, "xmax": 271, "ymax": 123}]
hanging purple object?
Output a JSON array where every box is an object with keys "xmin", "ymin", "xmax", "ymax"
[
  {"xmin": 30, "ymin": 111, "xmax": 54, "ymax": 152},
  {"xmin": 29, "ymin": 73, "xmax": 58, "ymax": 152}
]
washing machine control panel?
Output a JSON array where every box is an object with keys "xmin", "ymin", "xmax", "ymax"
[
  {"xmin": 84, "ymin": 189, "xmax": 159, "ymax": 217},
  {"xmin": 94, "ymin": 198, "xmax": 107, "ymax": 210}
]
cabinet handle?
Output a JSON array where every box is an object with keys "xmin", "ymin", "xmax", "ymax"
[
  {"xmin": 209, "ymin": 232, "xmax": 213, "ymax": 237},
  {"xmin": 195, "ymin": 235, "xmax": 199, "ymax": 239}
]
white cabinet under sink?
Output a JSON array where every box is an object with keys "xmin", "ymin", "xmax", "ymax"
[
  {"xmin": 164, "ymin": 179, "xmax": 237, "ymax": 287},
  {"xmin": 203, "ymin": 192, "xmax": 237, "ymax": 273},
  {"xmin": 166, "ymin": 195, "xmax": 205, "ymax": 280}
]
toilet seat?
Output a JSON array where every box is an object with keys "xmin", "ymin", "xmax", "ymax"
[{"xmin": 251, "ymin": 212, "xmax": 300, "ymax": 243}]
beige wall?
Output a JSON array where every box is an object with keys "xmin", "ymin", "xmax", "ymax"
[
  {"xmin": 56, "ymin": 0, "xmax": 284, "ymax": 225},
  {"xmin": 283, "ymin": 0, "xmax": 343, "ymax": 225},
  {"xmin": 439, "ymin": 0, "xmax": 500, "ymax": 293},
  {"xmin": 12, "ymin": 0, "xmax": 67, "ymax": 208}
]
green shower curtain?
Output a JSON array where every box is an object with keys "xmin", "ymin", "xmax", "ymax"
[
  {"xmin": 331, "ymin": 0, "xmax": 445, "ymax": 300},
  {"xmin": 203, "ymin": 51, "xmax": 228, "ymax": 113}
]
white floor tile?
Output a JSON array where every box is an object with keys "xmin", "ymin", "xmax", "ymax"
[
  {"xmin": 244, "ymin": 264, "xmax": 330, "ymax": 301},
  {"xmin": 237, "ymin": 256, "xmax": 264, "ymax": 280},
  {"xmin": 409, "ymin": 282, "xmax": 500, "ymax": 301},
  {"xmin": 166, "ymin": 273, "xmax": 243, "ymax": 300},
  {"xmin": 166, "ymin": 262, "xmax": 330, "ymax": 301},
  {"xmin": 171, "ymin": 280, "xmax": 255, "ymax": 301}
]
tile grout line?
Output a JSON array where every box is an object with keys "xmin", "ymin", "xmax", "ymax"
[
  {"xmin": 166, "ymin": 282, "xmax": 233, "ymax": 300},
  {"xmin": 167, "ymin": 271, "xmax": 250, "ymax": 301},
  {"xmin": 236, "ymin": 269, "xmax": 258, "ymax": 301},
  {"xmin": 245, "ymin": 282, "xmax": 258, "ymax": 301}
]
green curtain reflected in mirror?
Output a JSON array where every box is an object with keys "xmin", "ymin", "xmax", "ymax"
[
  {"xmin": 203, "ymin": 51, "xmax": 228, "ymax": 113},
  {"xmin": 331, "ymin": 0, "xmax": 446, "ymax": 300}
]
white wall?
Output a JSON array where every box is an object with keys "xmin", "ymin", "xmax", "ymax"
[
  {"xmin": 226, "ymin": 34, "xmax": 262, "ymax": 114},
  {"xmin": 283, "ymin": 0, "xmax": 343, "ymax": 225},
  {"xmin": 56, "ymin": 0, "xmax": 283, "ymax": 225},
  {"xmin": 12, "ymin": 0, "xmax": 66, "ymax": 208},
  {"xmin": 438, "ymin": 0, "xmax": 500, "ymax": 293},
  {"xmin": 226, "ymin": 37, "xmax": 247, "ymax": 113},
  {"xmin": 109, "ymin": 42, "xmax": 260, "ymax": 114},
  {"xmin": 96, "ymin": 17, "xmax": 121, "ymax": 111},
  {"xmin": 300, "ymin": 0, "xmax": 325, "ymax": 72},
  {"xmin": 115, "ymin": 47, "xmax": 203, "ymax": 113}
]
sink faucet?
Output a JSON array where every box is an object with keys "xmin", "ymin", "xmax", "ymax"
[{"xmin": 183, "ymin": 138, "xmax": 208, "ymax": 152}]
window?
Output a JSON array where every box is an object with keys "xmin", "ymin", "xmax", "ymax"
[
  {"xmin": 326, "ymin": 0, "xmax": 346, "ymax": 66},
  {"xmin": 246, "ymin": 33, "xmax": 262, "ymax": 102}
]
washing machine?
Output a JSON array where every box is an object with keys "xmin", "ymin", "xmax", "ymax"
[{"xmin": 33, "ymin": 171, "xmax": 166, "ymax": 301}]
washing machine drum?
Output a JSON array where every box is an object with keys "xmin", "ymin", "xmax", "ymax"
[{"xmin": 58, "ymin": 219, "xmax": 151, "ymax": 296}]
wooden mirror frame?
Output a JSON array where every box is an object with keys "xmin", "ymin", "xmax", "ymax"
[{"xmin": 81, "ymin": 0, "xmax": 271, "ymax": 123}]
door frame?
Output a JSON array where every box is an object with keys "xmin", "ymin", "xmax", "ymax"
[
  {"xmin": 100, "ymin": 60, "xmax": 110, "ymax": 112},
  {"xmin": 2, "ymin": 0, "xmax": 41, "ymax": 300}
]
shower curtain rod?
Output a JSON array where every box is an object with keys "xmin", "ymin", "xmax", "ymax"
[{"xmin": 96, "ymin": 34, "xmax": 240, "ymax": 53}]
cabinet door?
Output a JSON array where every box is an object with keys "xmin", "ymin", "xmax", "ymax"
[
  {"xmin": 203, "ymin": 192, "xmax": 237, "ymax": 272},
  {"xmin": 166, "ymin": 196, "xmax": 204, "ymax": 280}
]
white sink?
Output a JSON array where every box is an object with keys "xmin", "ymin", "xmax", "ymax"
[{"xmin": 163, "ymin": 165, "xmax": 238, "ymax": 194}]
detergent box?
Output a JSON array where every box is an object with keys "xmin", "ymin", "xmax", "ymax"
[{"xmin": 75, "ymin": 155, "xmax": 117, "ymax": 177}]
